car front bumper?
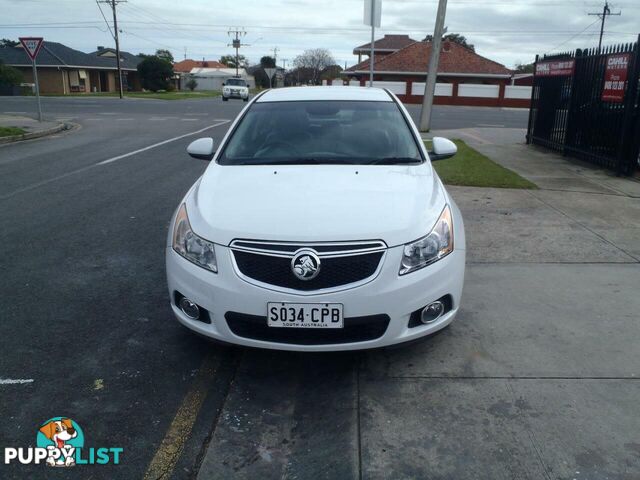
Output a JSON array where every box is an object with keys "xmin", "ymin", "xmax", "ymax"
[
  {"xmin": 166, "ymin": 241, "xmax": 465, "ymax": 351},
  {"xmin": 223, "ymin": 90, "xmax": 248, "ymax": 99}
]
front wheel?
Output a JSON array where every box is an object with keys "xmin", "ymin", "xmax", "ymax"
[
  {"xmin": 222, "ymin": 97, "xmax": 228, "ymax": 102},
  {"xmin": 243, "ymin": 98, "xmax": 249, "ymax": 102}
]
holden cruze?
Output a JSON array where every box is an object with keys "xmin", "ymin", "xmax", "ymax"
[{"xmin": 166, "ymin": 86, "xmax": 465, "ymax": 351}]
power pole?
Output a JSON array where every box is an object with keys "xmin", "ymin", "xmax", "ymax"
[
  {"xmin": 419, "ymin": 0, "xmax": 447, "ymax": 132},
  {"xmin": 227, "ymin": 28, "xmax": 247, "ymax": 77},
  {"xmin": 589, "ymin": 1, "xmax": 621, "ymax": 52},
  {"xmin": 98, "ymin": 0, "xmax": 125, "ymax": 98},
  {"xmin": 271, "ymin": 47, "xmax": 279, "ymax": 66}
]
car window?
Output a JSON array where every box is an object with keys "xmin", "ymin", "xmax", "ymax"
[
  {"xmin": 219, "ymin": 100, "xmax": 423, "ymax": 165},
  {"xmin": 226, "ymin": 79, "xmax": 246, "ymax": 86}
]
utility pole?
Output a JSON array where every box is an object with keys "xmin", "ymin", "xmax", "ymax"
[
  {"xmin": 589, "ymin": 1, "xmax": 621, "ymax": 52},
  {"xmin": 419, "ymin": 0, "xmax": 447, "ymax": 132},
  {"xmin": 271, "ymin": 47, "xmax": 279, "ymax": 66},
  {"xmin": 227, "ymin": 28, "xmax": 247, "ymax": 77},
  {"xmin": 98, "ymin": 0, "xmax": 125, "ymax": 98}
]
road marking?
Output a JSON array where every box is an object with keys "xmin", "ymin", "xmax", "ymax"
[
  {"xmin": 98, "ymin": 112, "xmax": 118, "ymax": 115},
  {"xmin": 0, "ymin": 378, "xmax": 34, "ymax": 385},
  {"xmin": 85, "ymin": 118, "xmax": 103, "ymax": 121},
  {"xmin": 180, "ymin": 118, "xmax": 198, "ymax": 121},
  {"xmin": 97, "ymin": 120, "xmax": 229, "ymax": 165},
  {"xmin": 477, "ymin": 123, "xmax": 505, "ymax": 128},
  {"xmin": 0, "ymin": 120, "xmax": 230, "ymax": 200},
  {"xmin": 185, "ymin": 113, "xmax": 208, "ymax": 116},
  {"xmin": 116, "ymin": 118, "xmax": 134, "ymax": 121},
  {"xmin": 3, "ymin": 111, "xmax": 27, "ymax": 114},
  {"xmin": 143, "ymin": 353, "xmax": 220, "ymax": 480}
]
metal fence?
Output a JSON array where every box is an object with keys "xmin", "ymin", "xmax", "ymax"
[{"xmin": 526, "ymin": 36, "xmax": 640, "ymax": 175}]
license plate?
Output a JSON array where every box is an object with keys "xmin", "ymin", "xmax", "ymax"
[{"xmin": 267, "ymin": 303, "xmax": 343, "ymax": 328}]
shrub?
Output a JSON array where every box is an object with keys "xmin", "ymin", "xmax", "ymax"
[
  {"xmin": 186, "ymin": 78, "xmax": 198, "ymax": 91},
  {"xmin": 137, "ymin": 56, "xmax": 173, "ymax": 92}
]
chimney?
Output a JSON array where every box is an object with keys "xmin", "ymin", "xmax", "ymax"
[
  {"xmin": 97, "ymin": 46, "xmax": 104, "ymax": 51},
  {"xmin": 443, "ymin": 41, "xmax": 451, "ymax": 52}
]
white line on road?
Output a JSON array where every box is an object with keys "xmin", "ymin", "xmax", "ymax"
[
  {"xmin": 97, "ymin": 120, "xmax": 229, "ymax": 165},
  {"xmin": 86, "ymin": 118, "xmax": 103, "ymax": 121},
  {"xmin": 117, "ymin": 118, "xmax": 134, "ymax": 121},
  {"xmin": 477, "ymin": 124, "xmax": 505, "ymax": 128},
  {"xmin": 180, "ymin": 118, "xmax": 198, "ymax": 121},
  {"xmin": 0, "ymin": 378, "xmax": 34, "ymax": 385},
  {"xmin": 98, "ymin": 112, "xmax": 118, "ymax": 115},
  {"xmin": 185, "ymin": 113, "xmax": 209, "ymax": 116},
  {"xmin": 3, "ymin": 111, "xmax": 27, "ymax": 114},
  {"xmin": 1, "ymin": 120, "xmax": 230, "ymax": 200}
]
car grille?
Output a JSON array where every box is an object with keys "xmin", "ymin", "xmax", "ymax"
[
  {"xmin": 225, "ymin": 312, "xmax": 390, "ymax": 345},
  {"xmin": 230, "ymin": 240, "xmax": 386, "ymax": 292}
]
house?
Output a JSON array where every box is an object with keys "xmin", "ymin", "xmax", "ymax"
[
  {"xmin": 187, "ymin": 67, "xmax": 255, "ymax": 91},
  {"xmin": 173, "ymin": 59, "xmax": 226, "ymax": 73},
  {"xmin": 0, "ymin": 41, "xmax": 142, "ymax": 94},
  {"xmin": 340, "ymin": 39, "xmax": 530, "ymax": 107},
  {"xmin": 353, "ymin": 34, "xmax": 417, "ymax": 63}
]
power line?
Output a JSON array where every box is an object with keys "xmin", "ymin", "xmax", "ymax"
[
  {"xmin": 588, "ymin": 1, "xmax": 621, "ymax": 51},
  {"xmin": 227, "ymin": 28, "xmax": 248, "ymax": 77},
  {"xmin": 545, "ymin": 18, "xmax": 601, "ymax": 53},
  {"xmin": 97, "ymin": 0, "xmax": 125, "ymax": 99}
]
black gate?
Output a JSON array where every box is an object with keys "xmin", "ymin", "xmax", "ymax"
[{"xmin": 526, "ymin": 36, "xmax": 640, "ymax": 175}]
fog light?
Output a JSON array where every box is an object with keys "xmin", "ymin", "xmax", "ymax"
[
  {"xmin": 421, "ymin": 301, "xmax": 445, "ymax": 324},
  {"xmin": 179, "ymin": 297, "xmax": 200, "ymax": 320}
]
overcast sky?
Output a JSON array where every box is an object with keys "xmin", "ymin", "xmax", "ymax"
[{"xmin": 1, "ymin": 0, "xmax": 638, "ymax": 69}]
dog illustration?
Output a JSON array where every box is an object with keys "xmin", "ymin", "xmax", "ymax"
[{"xmin": 39, "ymin": 418, "xmax": 78, "ymax": 466}]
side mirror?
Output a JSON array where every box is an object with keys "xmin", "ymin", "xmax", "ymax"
[
  {"xmin": 429, "ymin": 137, "xmax": 457, "ymax": 161},
  {"xmin": 187, "ymin": 137, "xmax": 215, "ymax": 161}
]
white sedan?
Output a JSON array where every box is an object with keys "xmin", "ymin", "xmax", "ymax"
[{"xmin": 166, "ymin": 86, "xmax": 465, "ymax": 351}]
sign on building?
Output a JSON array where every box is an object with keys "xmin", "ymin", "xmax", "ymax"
[
  {"xmin": 535, "ymin": 59, "xmax": 575, "ymax": 77},
  {"xmin": 601, "ymin": 53, "xmax": 630, "ymax": 103}
]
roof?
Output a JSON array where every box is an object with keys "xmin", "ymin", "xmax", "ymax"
[
  {"xmin": 347, "ymin": 40, "xmax": 512, "ymax": 77},
  {"xmin": 256, "ymin": 86, "xmax": 392, "ymax": 103},
  {"xmin": 90, "ymin": 47, "xmax": 143, "ymax": 69},
  {"xmin": 173, "ymin": 59, "xmax": 226, "ymax": 73},
  {"xmin": 0, "ymin": 41, "xmax": 141, "ymax": 70},
  {"xmin": 189, "ymin": 67, "xmax": 251, "ymax": 78},
  {"xmin": 354, "ymin": 35, "xmax": 417, "ymax": 54}
]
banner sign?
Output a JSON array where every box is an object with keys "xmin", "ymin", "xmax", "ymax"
[
  {"xmin": 535, "ymin": 59, "xmax": 575, "ymax": 77},
  {"xmin": 19, "ymin": 37, "xmax": 44, "ymax": 61},
  {"xmin": 601, "ymin": 53, "xmax": 630, "ymax": 103}
]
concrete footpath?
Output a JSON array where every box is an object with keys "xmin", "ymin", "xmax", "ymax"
[
  {"xmin": 0, "ymin": 114, "xmax": 69, "ymax": 144},
  {"xmin": 194, "ymin": 129, "xmax": 640, "ymax": 479}
]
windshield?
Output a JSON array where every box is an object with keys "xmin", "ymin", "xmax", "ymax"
[
  {"xmin": 226, "ymin": 79, "xmax": 246, "ymax": 86},
  {"xmin": 219, "ymin": 100, "xmax": 423, "ymax": 165}
]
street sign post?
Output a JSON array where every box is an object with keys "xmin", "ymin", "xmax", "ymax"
[
  {"xmin": 364, "ymin": 0, "xmax": 382, "ymax": 87},
  {"xmin": 264, "ymin": 68, "xmax": 277, "ymax": 89},
  {"xmin": 19, "ymin": 37, "xmax": 44, "ymax": 122}
]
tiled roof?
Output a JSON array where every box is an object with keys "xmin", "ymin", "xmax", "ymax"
[
  {"xmin": 173, "ymin": 59, "xmax": 226, "ymax": 73},
  {"xmin": 354, "ymin": 35, "xmax": 417, "ymax": 53},
  {"xmin": 347, "ymin": 40, "xmax": 512, "ymax": 76},
  {"xmin": 0, "ymin": 41, "xmax": 141, "ymax": 70}
]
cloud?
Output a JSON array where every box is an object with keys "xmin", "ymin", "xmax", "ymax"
[{"xmin": 0, "ymin": 0, "xmax": 637, "ymax": 68}]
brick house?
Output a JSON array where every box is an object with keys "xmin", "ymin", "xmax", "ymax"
[
  {"xmin": 340, "ymin": 39, "xmax": 530, "ymax": 107},
  {"xmin": 0, "ymin": 41, "xmax": 142, "ymax": 94},
  {"xmin": 173, "ymin": 59, "xmax": 226, "ymax": 73},
  {"xmin": 353, "ymin": 34, "xmax": 417, "ymax": 64}
]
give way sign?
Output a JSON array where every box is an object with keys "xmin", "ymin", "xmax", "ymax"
[{"xmin": 19, "ymin": 37, "xmax": 44, "ymax": 61}]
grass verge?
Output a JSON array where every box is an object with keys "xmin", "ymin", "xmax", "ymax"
[
  {"xmin": 0, "ymin": 126, "xmax": 26, "ymax": 137},
  {"xmin": 43, "ymin": 91, "xmax": 222, "ymax": 100},
  {"xmin": 426, "ymin": 139, "xmax": 537, "ymax": 189}
]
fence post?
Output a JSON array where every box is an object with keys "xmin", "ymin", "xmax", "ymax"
[
  {"xmin": 562, "ymin": 48, "xmax": 581, "ymax": 156},
  {"xmin": 616, "ymin": 35, "xmax": 640, "ymax": 176},
  {"xmin": 525, "ymin": 54, "xmax": 538, "ymax": 144}
]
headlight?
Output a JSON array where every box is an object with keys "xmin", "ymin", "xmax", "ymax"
[
  {"xmin": 172, "ymin": 204, "xmax": 217, "ymax": 273},
  {"xmin": 400, "ymin": 204, "xmax": 453, "ymax": 275}
]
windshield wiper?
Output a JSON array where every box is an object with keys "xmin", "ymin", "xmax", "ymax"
[{"xmin": 365, "ymin": 157, "xmax": 422, "ymax": 165}]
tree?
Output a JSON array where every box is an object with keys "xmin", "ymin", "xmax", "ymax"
[
  {"xmin": 0, "ymin": 60, "xmax": 24, "ymax": 86},
  {"xmin": 293, "ymin": 48, "xmax": 335, "ymax": 85},
  {"xmin": 260, "ymin": 56, "xmax": 276, "ymax": 68},
  {"xmin": 220, "ymin": 54, "xmax": 248, "ymax": 69},
  {"xmin": 137, "ymin": 56, "xmax": 173, "ymax": 92},
  {"xmin": 155, "ymin": 49, "xmax": 174, "ymax": 63},
  {"xmin": 0, "ymin": 38, "xmax": 18, "ymax": 48},
  {"xmin": 423, "ymin": 33, "xmax": 475, "ymax": 52},
  {"xmin": 321, "ymin": 64, "xmax": 343, "ymax": 80},
  {"xmin": 185, "ymin": 77, "xmax": 198, "ymax": 91},
  {"xmin": 514, "ymin": 62, "xmax": 534, "ymax": 73}
]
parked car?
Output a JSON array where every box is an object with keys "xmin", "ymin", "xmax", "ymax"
[
  {"xmin": 222, "ymin": 78, "xmax": 249, "ymax": 102},
  {"xmin": 166, "ymin": 86, "xmax": 466, "ymax": 351}
]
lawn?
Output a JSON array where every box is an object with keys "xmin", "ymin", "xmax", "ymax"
[
  {"xmin": 0, "ymin": 126, "xmax": 26, "ymax": 137},
  {"xmin": 426, "ymin": 139, "xmax": 537, "ymax": 189},
  {"xmin": 43, "ymin": 90, "xmax": 222, "ymax": 100}
]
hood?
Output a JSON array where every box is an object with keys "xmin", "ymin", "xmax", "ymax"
[{"xmin": 186, "ymin": 163, "xmax": 446, "ymax": 247}]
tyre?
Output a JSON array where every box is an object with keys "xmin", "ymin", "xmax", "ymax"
[{"xmin": 222, "ymin": 97, "xmax": 228, "ymax": 101}]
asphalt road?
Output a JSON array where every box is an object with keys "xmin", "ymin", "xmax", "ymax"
[{"xmin": 3, "ymin": 96, "xmax": 637, "ymax": 480}]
